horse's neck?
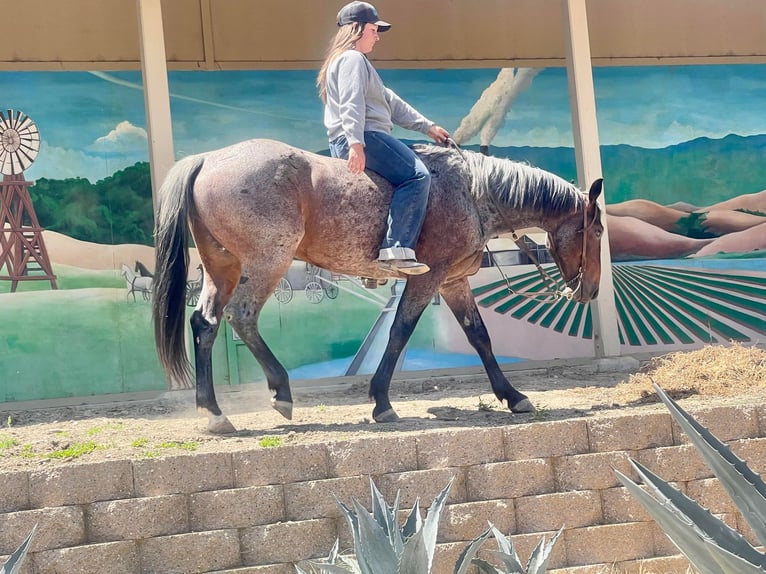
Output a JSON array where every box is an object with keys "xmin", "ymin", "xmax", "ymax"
[
  {"xmin": 125, "ymin": 269, "xmax": 141, "ymax": 284},
  {"xmin": 480, "ymin": 194, "xmax": 558, "ymax": 239}
]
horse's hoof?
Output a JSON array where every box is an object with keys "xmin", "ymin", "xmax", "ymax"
[
  {"xmin": 207, "ymin": 414, "xmax": 237, "ymax": 434},
  {"xmin": 272, "ymin": 399, "xmax": 293, "ymax": 420},
  {"xmin": 510, "ymin": 398, "xmax": 535, "ymax": 413},
  {"xmin": 373, "ymin": 408, "xmax": 400, "ymax": 423}
]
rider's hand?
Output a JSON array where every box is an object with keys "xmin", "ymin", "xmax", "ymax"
[
  {"xmin": 427, "ymin": 125, "xmax": 451, "ymax": 145},
  {"xmin": 347, "ymin": 143, "xmax": 366, "ymax": 174}
]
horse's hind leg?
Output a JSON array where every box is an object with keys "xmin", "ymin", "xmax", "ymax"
[
  {"xmin": 224, "ymin": 264, "xmax": 293, "ymax": 420},
  {"xmin": 439, "ymin": 278, "xmax": 534, "ymax": 413},
  {"xmin": 190, "ymin": 249, "xmax": 242, "ymax": 434}
]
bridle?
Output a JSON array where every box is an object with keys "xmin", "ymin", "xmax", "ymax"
[
  {"xmin": 543, "ymin": 196, "xmax": 599, "ymax": 299},
  {"xmin": 445, "ymin": 137, "xmax": 597, "ymax": 302}
]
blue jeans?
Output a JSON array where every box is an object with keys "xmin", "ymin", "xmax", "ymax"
[{"xmin": 329, "ymin": 131, "xmax": 430, "ymax": 256}]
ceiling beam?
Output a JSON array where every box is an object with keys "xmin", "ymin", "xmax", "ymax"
[{"xmin": 1, "ymin": 0, "xmax": 764, "ymax": 71}]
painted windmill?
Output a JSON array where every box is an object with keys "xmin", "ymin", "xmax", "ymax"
[{"xmin": 0, "ymin": 109, "xmax": 57, "ymax": 291}]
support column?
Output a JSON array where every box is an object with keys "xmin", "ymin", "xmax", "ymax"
[
  {"xmin": 562, "ymin": 0, "xmax": 620, "ymax": 357},
  {"xmin": 137, "ymin": 0, "xmax": 175, "ymax": 211}
]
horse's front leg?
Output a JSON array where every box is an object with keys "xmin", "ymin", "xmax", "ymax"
[
  {"xmin": 439, "ymin": 278, "xmax": 534, "ymax": 413},
  {"xmin": 370, "ymin": 279, "xmax": 436, "ymax": 422}
]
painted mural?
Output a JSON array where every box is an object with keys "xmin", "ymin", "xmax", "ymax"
[{"xmin": 1, "ymin": 64, "xmax": 764, "ymax": 403}]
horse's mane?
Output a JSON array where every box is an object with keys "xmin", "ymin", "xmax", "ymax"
[{"xmin": 414, "ymin": 144, "xmax": 584, "ymax": 215}]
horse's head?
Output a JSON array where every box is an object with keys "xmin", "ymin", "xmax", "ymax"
[{"xmin": 546, "ymin": 179, "xmax": 604, "ymax": 303}]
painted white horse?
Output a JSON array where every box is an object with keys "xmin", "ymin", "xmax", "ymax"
[{"xmin": 121, "ymin": 263, "xmax": 153, "ymax": 302}]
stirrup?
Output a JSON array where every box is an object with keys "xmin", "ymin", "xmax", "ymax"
[{"xmin": 360, "ymin": 277, "xmax": 389, "ymax": 288}]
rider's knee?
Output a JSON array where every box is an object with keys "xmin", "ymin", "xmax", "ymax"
[{"xmin": 414, "ymin": 159, "xmax": 431, "ymax": 184}]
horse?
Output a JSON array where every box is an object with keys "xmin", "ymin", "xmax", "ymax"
[
  {"xmin": 135, "ymin": 260, "xmax": 154, "ymax": 278},
  {"xmin": 152, "ymin": 139, "xmax": 603, "ymax": 433},
  {"xmin": 121, "ymin": 263, "xmax": 153, "ymax": 302}
]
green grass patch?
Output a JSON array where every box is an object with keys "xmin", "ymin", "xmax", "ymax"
[
  {"xmin": 258, "ymin": 436, "xmax": 283, "ymax": 448},
  {"xmin": 44, "ymin": 441, "xmax": 100, "ymax": 459},
  {"xmin": 0, "ymin": 437, "xmax": 18, "ymax": 449},
  {"xmin": 86, "ymin": 423, "xmax": 126, "ymax": 436},
  {"xmin": 131, "ymin": 438, "xmax": 198, "ymax": 454}
]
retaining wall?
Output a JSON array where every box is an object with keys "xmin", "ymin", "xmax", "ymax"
[{"xmin": 2, "ymin": 402, "xmax": 765, "ymax": 574}]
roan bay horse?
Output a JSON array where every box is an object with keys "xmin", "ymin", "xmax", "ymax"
[{"xmin": 153, "ymin": 139, "xmax": 603, "ymax": 433}]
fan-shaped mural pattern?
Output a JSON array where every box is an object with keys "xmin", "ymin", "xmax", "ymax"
[{"xmin": 473, "ymin": 264, "xmax": 766, "ymax": 346}]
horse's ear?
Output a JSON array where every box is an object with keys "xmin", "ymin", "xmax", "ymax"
[{"xmin": 588, "ymin": 178, "xmax": 603, "ymax": 203}]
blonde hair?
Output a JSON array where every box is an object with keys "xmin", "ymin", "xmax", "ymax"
[{"xmin": 317, "ymin": 22, "xmax": 365, "ymax": 103}]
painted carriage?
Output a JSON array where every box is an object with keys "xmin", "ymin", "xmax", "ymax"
[{"xmin": 273, "ymin": 261, "xmax": 340, "ymax": 304}]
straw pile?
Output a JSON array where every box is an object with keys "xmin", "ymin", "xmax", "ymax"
[{"xmin": 614, "ymin": 342, "xmax": 766, "ymax": 403}]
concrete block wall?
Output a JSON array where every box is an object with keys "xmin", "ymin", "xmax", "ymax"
[{"xmin": 1, "ymin": 402, "xmax": 764, "ymax": 574}]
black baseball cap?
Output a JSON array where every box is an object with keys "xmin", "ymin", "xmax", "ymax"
[{"xmin": 337, "ymin": 1, "xmax": 391, "ymax": 32}]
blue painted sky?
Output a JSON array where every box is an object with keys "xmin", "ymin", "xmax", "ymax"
[{"xmin": 1, "ymin": 64, "xmax": 764, "ymax": 183}]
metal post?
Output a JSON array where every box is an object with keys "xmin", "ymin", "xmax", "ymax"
[
  {"xmin": 136, "ymin": 0, "xmax": 175, "ymax": 211},
  {"xmin": 562, "ymin": 0, "xmax": 621, "ymax": 357}
]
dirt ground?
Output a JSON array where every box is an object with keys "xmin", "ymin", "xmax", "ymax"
[{"xmin": 1, "ymin": 344, "xmax": 765, "ymax": 473}]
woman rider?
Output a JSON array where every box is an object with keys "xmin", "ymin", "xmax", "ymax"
[{"xmin": 317, "ymin": 1, "xmax": 451, "ymax": 275}]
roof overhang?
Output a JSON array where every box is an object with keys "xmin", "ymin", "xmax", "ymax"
[{"xmin": 2, "ymin": 0, "xmax": 765, "ymax": 72}]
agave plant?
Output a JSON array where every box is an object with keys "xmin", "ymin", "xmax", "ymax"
[
  {"xmin": 1, "ymin": 524, "xmax": 37, "ymax": 574},
  {"xmin": 297, "ymin": 476, "xmax": 454, "ymax": 574},
  {"xmin": 615, "ymin": 383, "xmax": 766, "ymax": 574},
  {"xmin": 296, "ymin": 475, "xmax": 564, "ymax": 574},
  {"xmin": 454, "ymin": 523, "xmax": 562, "ymax": 574}
]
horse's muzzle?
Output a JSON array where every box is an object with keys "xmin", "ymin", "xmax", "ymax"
[{"xmin": 572, "ymin": 282, "xmax": 599, "ymax": 303}]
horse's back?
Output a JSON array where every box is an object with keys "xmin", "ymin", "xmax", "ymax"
[
  {"xmin": 187, "ymin": 138, "xmax": 480, "ymax": 276},
  {"xmin": 202, "ymin": 139, "xmax": 323, "ymax": 172},
  {"xmin": 192, "ymin": 139, "xmax": 315, "ymax": 218}
]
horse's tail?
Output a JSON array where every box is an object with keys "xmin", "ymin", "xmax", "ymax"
[{"xmin": 152, "ymin": 154, "xmax": 205, "ymax": 389}]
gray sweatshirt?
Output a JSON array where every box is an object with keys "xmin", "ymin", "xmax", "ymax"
[{"xmin": 324, "ymin": 49, "xmax": 434, "ymax": 146}]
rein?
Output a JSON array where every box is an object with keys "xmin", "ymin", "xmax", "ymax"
[{"xmin": 444, "ymin": 137, "xmax": 591, "ymax": 302}]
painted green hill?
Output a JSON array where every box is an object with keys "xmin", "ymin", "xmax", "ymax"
[
  {"xmin": 599, "ymin": 134, "xmax": 766, "ymax": 206},
  {"xmin": 409, "ymin": 133, "xmax": 766, "ymax": 207}
]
